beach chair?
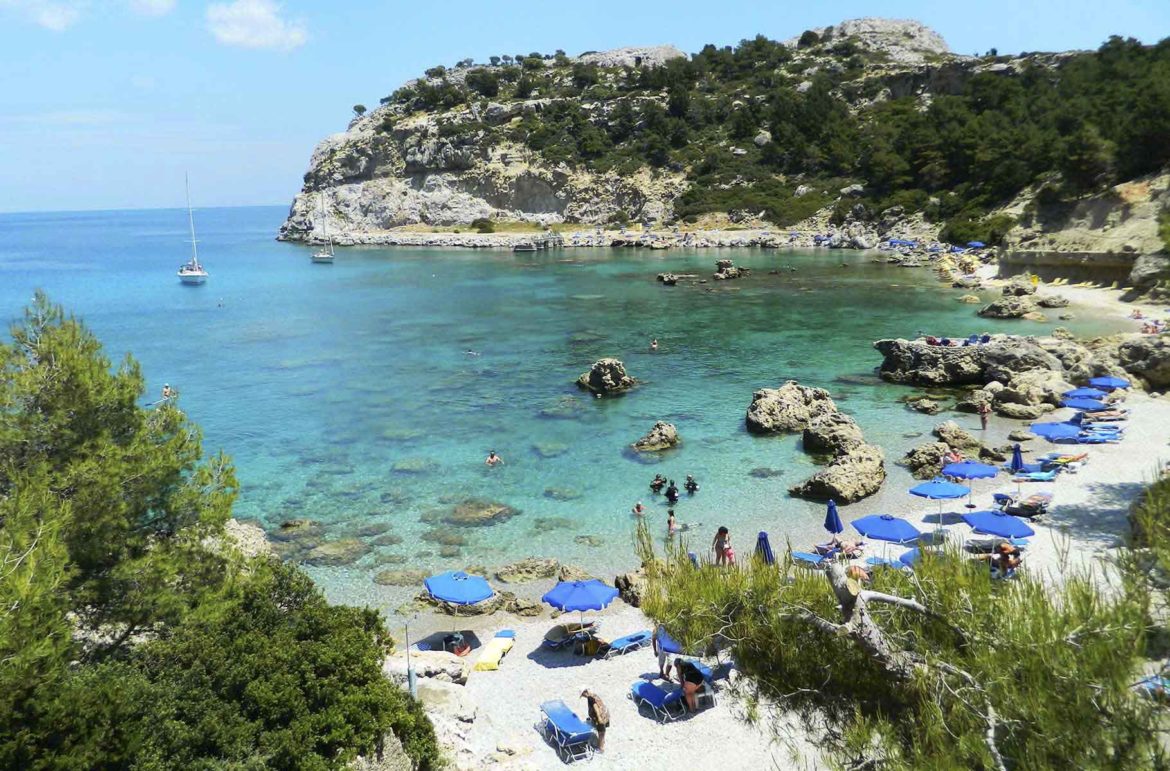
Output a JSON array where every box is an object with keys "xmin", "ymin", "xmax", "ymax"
[
  {"xmin": 537, "ymin": 700, "xmax": 596, "ymax": 762},
  {"xmin": 1013, "ymin": 469, "xmax": 1059, "ymax": 483},
  {"xmin": 473, "ymin": 630, "xmax": 515, "ymax": 672},
  {"xmin": 598, "ymin": 630, "xmax": 652, "ymax": 659},
  {"xmin": 866, "ymin": 556, "xmax": 907, "ymax": 570},
  {"xmin": 1135, "ymin": 675, "xmax": 1170, "ymax": 701},
  {"xmin": 965, "ymin": 537, "xmax": 1030, "ymax": 554},
  {"xmin": 629, "ymin": 681, "xmax": 684, "ymax": 723},
  {"xmin": 791, "ymin": 551, "xmax": 826, "ymax": 568},
  {"xmin": 543, "ymin": 621, "xmax": 597, "ymax": 651}
]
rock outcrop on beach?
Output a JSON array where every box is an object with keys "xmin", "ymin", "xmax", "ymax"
[
  {"xmin": 632, "ymin": 421, "xmax": 679, "ymax": 451},
  {"xmin": 1118, "ymin": 335, "xmax": 1170, "ymax": 389},
  {"xmin": 790, "ymin": 443, "xmax": 887, "ymax": 503},
  {"xmin": 978, "ymin": 297, "xmax": 1038, "ymax": 319},
  {"xmin": 801, "ymin": 412, "xmax": 866, "ymax": 455},
  {"xmin": 745, "ymin": 381, "xmax": 838, "ymax": 434},
  {"xmin": 900, "ymin": 442, "xmax": 951, "ymax": 479},
  {"xmin": 576, "ymin": 358, "xmax": 636, "ymax": 395}
]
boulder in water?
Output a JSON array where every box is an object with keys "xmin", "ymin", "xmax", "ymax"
[
  {"xmin": 900, "ymin": 442, "xmax": 950, "ymax": 479},
  {"xmin": 801, "ymin": 412, "xmax": 865, "ymax": 455},
  {"xmin": 632, "ymin": 421, "xmax": 680, "ymax": 451},
  {"xmin": 1002, "ymin": 275, "xmax": 1038, "ymax": 296},
  {"xmin": 444, "ymin": 498, "xmax": 518, "ymax": 528},
  {"xmin": 789, "ymin": 444, "xmax": 886, "ymax": 503},
  {"xmin": 745, "ymin": 381, "xmax": 838, "ymax": 434},
  {"xmin": 304, "ymin": 538, "xmax": 369, "ymax": 566},
  {"xmin": 576, "ymin": 358, "xmax": 636, "ymax": 395},
  {"xmin": 979, "ymin": 297, "xmax": 1038, "ymax": 319}
]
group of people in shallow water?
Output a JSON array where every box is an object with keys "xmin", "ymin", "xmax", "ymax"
[{"xmin": 647, "ymin": 473, "xmax": 699, "ymax": 503}]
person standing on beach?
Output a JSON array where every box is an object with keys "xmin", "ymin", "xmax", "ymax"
[
  {"xmin": 978, "ymin": 400, "xmax": 991, "ymax": 431},
  {"xmin": 667, "ymin": 509, "xmax": 677, "ymax": 535},
  {"xmin": 713, "ymin": 526, "xmax": 731, "ymax": 566},
  {"xmin": 580, "ymin": 689, "xmax": 609, "ymax": 752}
]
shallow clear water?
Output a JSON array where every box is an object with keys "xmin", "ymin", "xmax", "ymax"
[{"xmin": 0, "ymin": 207, "xmax": 1129, "ymax": 612}]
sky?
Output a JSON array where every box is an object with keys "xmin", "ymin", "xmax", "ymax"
[{"xmin": 0, "ymin": 0, "xmax": 1167, "ymax": 213}]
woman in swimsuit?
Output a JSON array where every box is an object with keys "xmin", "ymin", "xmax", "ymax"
[{"xmin": 713, "ymin": 526, "xmax": 731, "ymax": 566}]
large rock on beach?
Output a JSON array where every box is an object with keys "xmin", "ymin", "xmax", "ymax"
[
  {"xmin": 576, "ymin": 358, "xmax": 636, "ymax": 395},
  {"xmin": 789, "ymin": 444, "xmax": 886, "ymax": 503},
  {"xmin": 900, "ymin": 442, "xmax": 950, "ymax": 479},
  {"xmin": 1118, "ymin": 335, "xmax": 1170, "ymax": 388},
  {"xmin": 384, "ymin": 650, "xmax": 469, "ymax": 686},
  {"xmin": 632, "ymin": 421, "xmax": 680, "ymax": 451},
  {"xmin": 745, "ymin": 381, "xmax": 838, "ymax": 434},
  {"xmin": 801, "ymin": 412, "xmax": 865, "ymax": 455},
  {"xmin": 873, "ymin": 337, "xmax": 1062, "ymax": 387},
  {"xmin": 932, "ymin": 421, "xmax": 982, "ymax": 456},
  {"xmin": 1002, "ymin": 275, "xmax": 1038, "ymax": 296},
  {"xmin": 994, "ymin": 369, "xmax": 1071, "ymax": 407},
  {"xmin": 1037, "ymin": 294, "xmax": 1070, "ymax": 308},
  {"xmin": 979, "ymin": 297, "xmax": 1038, "ymax": 319},
  {"xmin": 443, "ymin": 498, "xmax": 518, "ymax": 528},
  {"xmin": 614, "ymin": 569, "xmax": 648, "ymax": 608},
  {"xmin": 994, "ymin": 402, "xmax": 1053, "ymax": 420}
]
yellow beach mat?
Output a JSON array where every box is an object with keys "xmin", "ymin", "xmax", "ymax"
[{"xmin": 473, "ymin": 630, "xmax": 516, "ymax": 671}]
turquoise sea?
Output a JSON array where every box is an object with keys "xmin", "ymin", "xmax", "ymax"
[{"xmin": 0, "ymin": 206, "xmax": 1129, "ymax": 613}]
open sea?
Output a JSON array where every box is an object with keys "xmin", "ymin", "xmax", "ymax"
[{"xmin": 0, "ymin": 205, "xmax": 1130, "ymax": 614}]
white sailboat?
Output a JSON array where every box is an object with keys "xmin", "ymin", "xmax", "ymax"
[
  {"xmin": 177, "ymin": 175, "xmax": 209, "ymax": 285},
  {"xmin": 311, "ymin": 195, "xmax": 335, "ymax": 264}
]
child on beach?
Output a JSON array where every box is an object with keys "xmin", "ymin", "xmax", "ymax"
[{"xmin": 713, "ymin": 526, "xmax": 732, "ymax": 566}]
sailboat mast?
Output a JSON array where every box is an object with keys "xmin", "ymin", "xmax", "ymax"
[{"xmin": 185, "ymin": 174, "xmax": 199, "ymax": 265}]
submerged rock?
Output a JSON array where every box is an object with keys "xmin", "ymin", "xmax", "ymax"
[
  {"xmin": 543, "ymin": 486, "xmax": 582, "ymax": 501},
  {"xmin": 373, "ymin": 569, "xmax": 429, "ymax": 587},
  {"xmin": 748, "ymin": 466, "xmax": 785, "ymax": 478},
  {"xmin": 443, "ymin": 498, "xmax": 518, "ymax": 528},
  {"xmin": 907, "ymin": 397, "xmax": 942, "ymax": 414},
  {"xmin": 576, "ymin": 358, "xmax": 636, "ymax": 395},
  {"xmin": 392, "ymin": 457, "xmax": 440, "ymax": 474},
  {"xmin": 532, "ymin": 441, "xmax": 570, "ymax": 458},
  {"xmin": 745, "ymin": 381, "xmax": 838, "ymax": 434},
  {"xmin": 495, "ymin": 557, "xmax": 559, "ymax": 584},
  {"xmin": 573, "ymin": 535, "xmax": 603, "ymax": 547},
  {"xmin": 632, "ymin": 420, "xmax": 680, "ymax": 451},
  {"xmin": 304, "ymin": 538, "xmax": 369, "ymax": 566}
]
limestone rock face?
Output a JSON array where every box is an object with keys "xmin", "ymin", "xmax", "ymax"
[
  {"xmin": 873, "ymin": 337, "xmax": 1062, "ymax": 387},
  {"xmin": 632, "ymin": 421, "xmax": 680, "ymax": 452},
  {"xmin": 994, "ymin": 402, "xmax": 1052, "ymax": 420},
  {"xmin": 786, "ymin": 18, "xmax": 952, "ymax": 65},
  {"xmin": 1002, "ymin": 276, "xmax": 1038, "ymax": 297},
  {"xmin": 900, "ymin": 442, "xmax": 950, "ymax": 479},
  {"xmin": 995, "ymin": 369, "xmax": 1071, "ymax": 407},
  {"xmin": 1130, "ymin": 254, "xmax": 1170, "ymax": 290},
  {"xmin": 979, "ymin": 297, "xmax": 1038, "ymax": 319},
  {"xmin": 802, "ymin": 412, "xmax": 865, "ymax": 455},
  {"xmin": 614, "ymin": 569, "xmax": 648, "ymax": 607},
  {"xmin": 745, "ymin": 381, "xmax": 838, "ymax": 434},
  {"xmin": 933, "ymin": 421, "xmax": 982, "ymax": 455},
  {"xmin": 577, "ymin": 358, "xmax": 636, "ymax": 395},
  {"xmin": 789, "ymin": 444, "xmax": 886, "ymax": 503},
  {"xmin": 1118, "ymin": 335, "xmax": 1170, "ymax": 388}
]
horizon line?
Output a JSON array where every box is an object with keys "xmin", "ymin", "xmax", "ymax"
[{"xmin": 0, "ymin": 202, "xmax": 289, "ymax": 217}]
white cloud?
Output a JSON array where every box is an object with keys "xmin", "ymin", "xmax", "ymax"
[
  {"xmin": 0, "ymin": 0, "xmax": 86, "ymax": 30},
  {"xmin": 206, "ymin": 0, "xmax": 306, "ymax": 51},
  {"xmin": 128, "ymin": 0, "xmax": 174, "ymax": 15}
]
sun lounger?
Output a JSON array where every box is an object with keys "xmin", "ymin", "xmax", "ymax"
[
  {"xmin": 965, "ymin": 537, "xmax": 1030, "ymax": 554},
  {"xmin": 599, "ymin": 630, "xmax": 652, "ymax": 659},
  {"xmin": 1013, "ymin": 469, "xmax": 1059, "ymax": 482},
  {"xmin": 1003, "ymin": 461, "xmax": 1047, "ymax": 474},
  {"xmin": 866, "ymin": 556, "xmax": 907, "ymax": 570},
  {"xmin": 538, "ymin": 700, "xmax": 596, "ymax": 762},
  {"xmin": 792, "ymin": 551, "xmax": 827, "ymax": 568},
  {"xmin": 999, "ymin": 492, "xmax": 1052, "ymax": 518},
  {"xmin": 543, "ymin": 621, "xmax": 597, "ymax": 651},
  {"xmin": 473, "ymin": 630, "xmax": 516, "ymax": 671},
  {"xmin": 629, "ymin": 681, "xmax": 685, "ymax": 722},
  {"xmin": 1135, "ymin": 675, "xmax": 1170, "ymax": 700},
  {"xmin": 1056, "ymin": 434, "xmax": 1120, "ymax": 444}
]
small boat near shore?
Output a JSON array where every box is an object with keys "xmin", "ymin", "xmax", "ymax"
[{"xmin": 177, "ymin": 175, "xmax": 208, "ymax": 285}]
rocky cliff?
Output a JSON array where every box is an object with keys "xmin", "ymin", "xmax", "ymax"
[{"xmin": 279, "ymin": 18, "xmax": 1170, "ymax": 261}]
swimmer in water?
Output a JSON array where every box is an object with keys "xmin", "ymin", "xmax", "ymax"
[
  {"xmin": 485, "ymin": 450, "xmax": 503, "ymax": 466},
  {"xmin": 650, "ymin": 338, "xmax": 658, "ymax": 351},
  {"xmin": 465, "ymin": 349, "xmax": 481, "ymax": 357},
  {"xmin": 632, "ymin": 501, "xmax": 645, "ymax": 517},
  {"xmin": 667, "ymin": 509, "xmax": 678, "ymax": 535}
]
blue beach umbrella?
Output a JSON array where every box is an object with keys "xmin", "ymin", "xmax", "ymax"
[
  {"xmin": 910, "ymin": 477, "xmax": 970, "ymax": 518},
  {"xmin": 1062, "ymin": 397, "xmax": 1108, "ymax": 411},
  {"xmin": 542, "ymin": 579, "xmax": 619, "ymax": 613},
  {"xmin": 852, "ymin": 514, "xmax": 922, "ymax": 545},
  {"xmin": 824, "ymin": 500, "xmax": 844, "ymax": 535},
  {"xmin": 1064, "ymin": 387, "xmax": 1108, "ymax": 399},
  {"xmin": 1030, "ymin": 421, "xmax": 1082, "ymax": 441},
  {"xmin": 425, "ymin": 571, "xmax": 494, "ymax": 606},
  {"xmin": 755, "ymin": 531, "xmax": 776, "ymax": 565},
  {"xmin": 962, "ymin": 510, "xmax": 1035, "ymax": 539},
  {"xmin": 1089, "ymin": 375, "xmax": 1130, "ymax": 391},
  {"xmin": 943, "ymin": 460, "xmax": 998, "ymax": 508},
  {"xmin": 1010, "ymin": 444, "xmax": 1025, "ymax": 474}
]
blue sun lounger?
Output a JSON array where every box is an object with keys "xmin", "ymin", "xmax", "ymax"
[
  {"xmin": 538, "ymin": 700, "xmax": 596, "ymax": 762},
  {"xmin": 1135, "ymin": 675, "xmax": 1170, "ymax": 700},
  {"xmin": 629, "ymin": 681, "xmax": 685, "ymax": 722},
  {"xmin": 600, "ymin": 630, "xmax": 652, "ymax": 659},
  {"xmin": 1013, "ymin": 469, "xmax": 1059, "ymax": 482},
  {"xmin": 792, "ymin": 551, "xmax": 826, "ymax": 568}
]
